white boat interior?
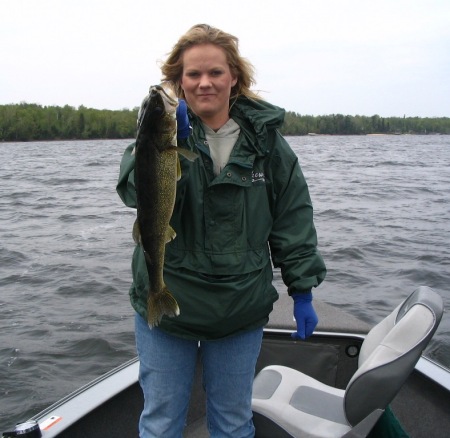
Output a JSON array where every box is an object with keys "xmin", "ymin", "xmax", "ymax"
[{"xmin": 20, "ymin": 288, "xmax": 450, "ymax": 438}]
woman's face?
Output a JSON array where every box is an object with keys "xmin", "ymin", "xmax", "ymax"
[{"xmin": 180, "ymin": 43, "xmax": 237, "ymax": 130}]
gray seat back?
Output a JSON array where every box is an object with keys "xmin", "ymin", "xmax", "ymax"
[{"xmin": 344, "ymin": 286, "xmax": 443, "ymax": 426}]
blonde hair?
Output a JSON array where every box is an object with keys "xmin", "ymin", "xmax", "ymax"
[{"xmin": 161, "ymin": 24, "xmax": 260, "ymax": 101}]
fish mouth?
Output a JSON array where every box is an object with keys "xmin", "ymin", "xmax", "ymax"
[
  {"xmin": 137, "ymin": 84, "xmax": 179, "ymax": 133},
  {"xmin": 151, "ymin": 84, "xmax": 178, "ymax": 107}
]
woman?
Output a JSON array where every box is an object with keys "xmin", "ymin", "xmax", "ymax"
[{"xmin": 117, "ymin": 24, "xmax": 326, "ymax": 438}]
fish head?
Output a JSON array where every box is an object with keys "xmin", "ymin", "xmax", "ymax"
[{"xmin": 137, "ymin": 84, "xmax": 178, "ymax": 147}]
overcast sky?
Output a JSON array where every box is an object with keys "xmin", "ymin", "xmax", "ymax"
[{"xmin": 1, "ymin": 0, "xmax": 449, "ymax": 117}]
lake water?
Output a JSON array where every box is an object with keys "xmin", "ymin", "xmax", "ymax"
[{"xmin": 1, "ymin": 135, "xmax": 449, "ymax": 430}]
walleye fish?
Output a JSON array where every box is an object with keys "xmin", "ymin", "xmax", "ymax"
[{"xmin": 133, "ymin": 84, "xmax": 196, "ymax": 327}]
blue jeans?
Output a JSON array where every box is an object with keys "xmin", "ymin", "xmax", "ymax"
[{"xmin": 135, "ymin": 313, "xmax": 263, "ymax": 438}]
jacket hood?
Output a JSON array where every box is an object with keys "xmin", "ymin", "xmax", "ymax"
[
  {"xmin": 231, "ymin": 96, "xmax": 285, "ymax": 129},
  {"xmin": 230, "ymin": 96, "xmax": 285, "ymax": 155},
  {"xmin": 188, "ymin": 96, "xmax": 285, "ymax": 157}
]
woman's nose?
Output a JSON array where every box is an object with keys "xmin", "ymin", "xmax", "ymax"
[{"xmin": 199, "ymin": 74, "xmax": 211, "ymax": 87}]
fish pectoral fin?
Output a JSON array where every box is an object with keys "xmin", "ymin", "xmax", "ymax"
[
  {"xmin": 176, "ymin": 147, "xmax": 198, "ymax": 162},
  {"xmin": 132, "ymin": 220, "xmax": 141, "ymax": 244},
  {"xmin": 165, "ymin": 226, "xmax": 177, "ymax": 243},
  {"xmin": 177, "ymin": 156, "xmax": 181, "ymax": 181}
]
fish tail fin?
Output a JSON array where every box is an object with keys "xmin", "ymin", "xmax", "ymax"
[{"xmin": 147, "ymin": 287, "xmax": 180, "ymax": 328}]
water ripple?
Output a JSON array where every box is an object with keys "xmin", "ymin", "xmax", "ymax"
[{"xmin": 1, "ymin": 136, "xmax": 449, "ymax": 430}]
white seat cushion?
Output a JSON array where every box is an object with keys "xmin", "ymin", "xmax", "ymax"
[{"xmin": 252, "ymin": 365, "xmax": 351, "ymax": 438}]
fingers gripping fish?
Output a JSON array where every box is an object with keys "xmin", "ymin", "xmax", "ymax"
[{"xmin": 133, "ymin": 85, "xmax": 196, "ymax": 327}]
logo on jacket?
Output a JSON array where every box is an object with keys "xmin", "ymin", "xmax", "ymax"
[{"xmin": 252, "ymin": 171, "xmax": 265, "ymax": 183}]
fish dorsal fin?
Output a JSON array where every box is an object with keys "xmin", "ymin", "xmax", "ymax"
[{"xmin": 132, "ymin": 220, "xmax": 141, "ymax": 244}]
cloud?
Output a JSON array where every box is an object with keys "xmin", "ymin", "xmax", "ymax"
[{"xmin": 1, "ymin": 0, "xmax": 449, "ymax": 116}]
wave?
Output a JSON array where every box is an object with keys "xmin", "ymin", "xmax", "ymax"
[{"xmin": 1, "ymin": 136, "xmax": 449, "ymax": 430}]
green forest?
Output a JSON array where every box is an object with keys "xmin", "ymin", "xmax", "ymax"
[
  {"xmin": 0, "ymin": 103, "xmax": 137, "ymax": 142},
  {"xmin": 1, "ymin": 102, "xmax": 449, "ymax": 142}
]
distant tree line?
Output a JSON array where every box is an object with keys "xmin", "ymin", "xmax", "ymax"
[
  {"xmin": 0, "ymin": 103, "xmax": 138, "ymax": 142},
  {"xmin": 282, "ymin": 112, "xmax": 450, "ymax": 136},
  {"xmin": 1, "ymin": 103, "xmax": 449, "ymax": 142}
]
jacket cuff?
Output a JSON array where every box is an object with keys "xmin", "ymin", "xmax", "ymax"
[{"xmin": 288, "ymin": 287, "xmax": 312, "ymax": 296}]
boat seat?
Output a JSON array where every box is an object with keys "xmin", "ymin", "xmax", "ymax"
[{"xmin": 252, "ymin": 286, "xmax": 444, "ymax": 438}]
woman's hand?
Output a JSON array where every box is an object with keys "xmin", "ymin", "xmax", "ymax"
[{"xmin": 291, "ymin": 292, "xmax": 318, "ymax": 340}]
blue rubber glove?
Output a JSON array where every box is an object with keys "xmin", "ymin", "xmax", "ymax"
[
  {"xmin": 291, "ymin": 292, "xmax": 318, "ymax": 340},
  {"xmin": 176, "ymin": 99, "xmax": 190, "ymax": 139}
]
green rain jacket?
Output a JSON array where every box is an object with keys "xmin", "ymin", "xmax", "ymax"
[{"xmin": 116, "ymin": 96, "xmax": 326, "ymax": 340}]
